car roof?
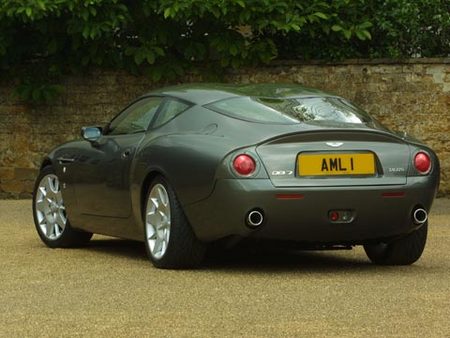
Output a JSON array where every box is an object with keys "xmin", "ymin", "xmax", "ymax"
[{"xmin": 145, "ymin": 83, "xmax": 333, "ymax": 105}]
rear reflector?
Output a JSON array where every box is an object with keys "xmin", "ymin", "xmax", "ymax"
[
  {"xmin": 382, "ymin": 192, "xmax": 405, "ymax": 198},
  {"xmin": 276, "ymin": 193, "xmax": 304, "ymax": 200}
]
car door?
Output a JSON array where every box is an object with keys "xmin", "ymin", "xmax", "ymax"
[{"xmin": 73, "ymin": 96, "xmax": 163, "ymax": 218}]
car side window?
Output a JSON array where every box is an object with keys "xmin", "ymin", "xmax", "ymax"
[
  {"xmin": 108, "ymin": 97, "xmax": 162, "ymax": 135},
  {"xmin": 153, "ymin": 98, "xmax": 190, "ymax": 128}
]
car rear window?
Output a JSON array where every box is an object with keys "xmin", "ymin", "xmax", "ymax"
[{"xmin": 205, "ymin": 96, "xmax": 372, "ymax": 124}]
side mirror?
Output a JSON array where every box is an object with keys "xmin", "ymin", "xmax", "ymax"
[{"xmin": 81, "ymin": 126, "xmax": 102, "ymax": 142}]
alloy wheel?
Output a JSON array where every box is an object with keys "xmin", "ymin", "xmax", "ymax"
[
  {"xmin": 34, "ymin": 174, "xmax": 67, "ymax": 240},
  {"xmin": 145, "ymin": 183, "xmax": 171, "ymax": 259}
]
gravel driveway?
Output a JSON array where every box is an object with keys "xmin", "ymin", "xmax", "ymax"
[{"xmin": 1, "ymin": 199, "xmax": 449, "ymax": 337}]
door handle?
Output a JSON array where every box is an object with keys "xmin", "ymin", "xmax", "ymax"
[{"xmin": 57, "ymin": 157, "xmax": 75, "ymax": 164}]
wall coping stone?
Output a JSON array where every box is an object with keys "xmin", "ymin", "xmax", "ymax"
[
  {"xmin": 267, "ymin": 58, "xmax": 450, "ymax": 67},
  {"xmin": 1, "ymin": 58, "xmax": 449, "ymax": 87}
]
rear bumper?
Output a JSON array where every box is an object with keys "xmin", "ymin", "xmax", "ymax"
[{"xmin": 184, "ymin": 177, "xmax": 438, "ymax": 243}]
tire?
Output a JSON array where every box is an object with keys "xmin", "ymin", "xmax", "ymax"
[
  {"xmin": 364, "ymin": 222, "xmax": 428, "ymax": 265},
  {"xmin": 143, "ymin": 176, "xmax": 206, "ymax": 269},
  {"xmin": 32, "ymin": 165, "xmax": 93, "ymax": 248}
]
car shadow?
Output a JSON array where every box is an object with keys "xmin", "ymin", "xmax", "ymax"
[
  {"xmin": 203, "ymin": 248, "xmax": 372, "ymax": 273},
  {"xmin": 84, "ymin": 238, "xmax": 148, "ymax": 261},
  {"xmin": 80, "ymin": 237, "xmax": 428, "ymax": 274}
]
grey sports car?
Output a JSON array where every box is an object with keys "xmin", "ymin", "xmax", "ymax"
[{"xmin": 32, "ymin": 83, "xmax": 440, "ymax": 268}]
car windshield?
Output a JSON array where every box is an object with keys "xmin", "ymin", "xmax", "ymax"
[{"xmin": 205, "ymin": 96, "xmax": 372, "ymax": 124}]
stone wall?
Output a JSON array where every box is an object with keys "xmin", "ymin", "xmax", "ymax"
[{"xmin": 0, "ymin": 58, "xmax": 449, "ymax": 198}]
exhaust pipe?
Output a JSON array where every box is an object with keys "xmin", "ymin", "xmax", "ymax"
[
  {"xmin": 246, "ymin": 210, "xmax": 264, "ymax": 228},
  {"xmin": 413, "ymin": 208, "xmax": 428, "ymax": 225}
]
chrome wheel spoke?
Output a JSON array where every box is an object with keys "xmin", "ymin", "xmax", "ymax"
[
  {"xmin": 35, "ymin": 199, "xmax": 47, "ymax": 213},
  {"xmin": 150, "ymin": 197, "xmax": 159, "ymax": 209},
  {"xmin": 145, "ymin": 183, "xmax": 171, "ymax": 259},
  {"xmin": 46, "ymin": 176, "xmax": 58, "ymax": 193},
  {"xmin": 157, "ymin": 220, "xmax": 168, "ymax": 231},
  {"xmin": 153, "ymin": 238, "xmax": 163, "ymax": 255},
  {"xmin": 158, "ymin": 205, "xmax": 168, "ymax": 221},
  {"xmin": 44, "ymin": 176, "xmax": 53, "ymax": 193},
  {"xmin": 146, "ymin": 211, "xmax": 159, "ymax": 226},
  {"xmin": 45, "ymin": 221, "xmax": 54, "ymax": 237},
  {"xmin": 39, "ymin": 187, "xmax": 47, "ymax": 197},
  {"xmin": 54, "ymin": 224, "xmax": 61, "ymax": 237},
  {"xmin": 147, "ymin": 230, "xmax": 157, "ymax": 241},
  {"xmin": 56, "ymin": 212, "xmax": 66, "ymax": 229},
  {"xmin": 160, "ymin": 238, "xmax": 167, "ymax": 256},
  {"xmin": 39, "ymin": 214, "xmax": 47, "ymax": 224},
  {"xmin": 157, "ymin": 186, "xmax": 167, "ymax": 205}
]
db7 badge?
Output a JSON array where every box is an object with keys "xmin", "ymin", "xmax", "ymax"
[{"xmin": 271, "ymin": 170, "xmax": 294, "ymax": 176}]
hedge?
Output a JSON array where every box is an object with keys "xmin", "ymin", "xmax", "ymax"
[{"xmin": 0, "ymin": 0, "xmax": 448, "ymax": 102}]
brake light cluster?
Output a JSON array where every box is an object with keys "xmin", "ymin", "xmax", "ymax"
[
  {"xmin": 414, "ymin": 151, "xmax": 431, "ymax": 174},
  {"xmin": 233, "ymin": 154, "xmax": 256, "ymax": 176}
]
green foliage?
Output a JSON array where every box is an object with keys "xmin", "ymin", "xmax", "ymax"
[
  {"xmin": 0, "ymin": 0, "xmax": 448, "ymax": 102},
  {"xmin": 367, "ymin": 0, "xmax": 450, "ymax": 58},
  {"xmin": 276, "ymin": 0, "xmax": 449, "ymax": 60}
]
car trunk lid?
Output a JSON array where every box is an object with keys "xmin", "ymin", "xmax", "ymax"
[{"xmin": 256, "ymin": 129, "xmax": 409, "ymax": 187}]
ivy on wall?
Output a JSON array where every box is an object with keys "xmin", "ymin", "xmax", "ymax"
[{"xmin": 0, "ymin": 0, "xmax": 448, "ymax": 102}]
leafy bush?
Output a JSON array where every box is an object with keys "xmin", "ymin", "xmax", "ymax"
[
  {"xmin": 0, "ymin": 0, "xmax": 448, "ymax": 102},
  {"xmin": 277, "ymin": 0, "xmax": 450, "ymax": 60}
]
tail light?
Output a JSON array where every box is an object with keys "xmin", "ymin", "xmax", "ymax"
[
  {"xmin": 233, "ymin": 154, "xmax": 256, "ymax": 176},
  {"xmin": 414, "ymin": 151, "xmax": 431, "ymax": 174}
]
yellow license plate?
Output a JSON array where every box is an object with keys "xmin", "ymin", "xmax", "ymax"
[{"xmin": 298, "ymin": 153, "xmax": 375, "ymax": 176}]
